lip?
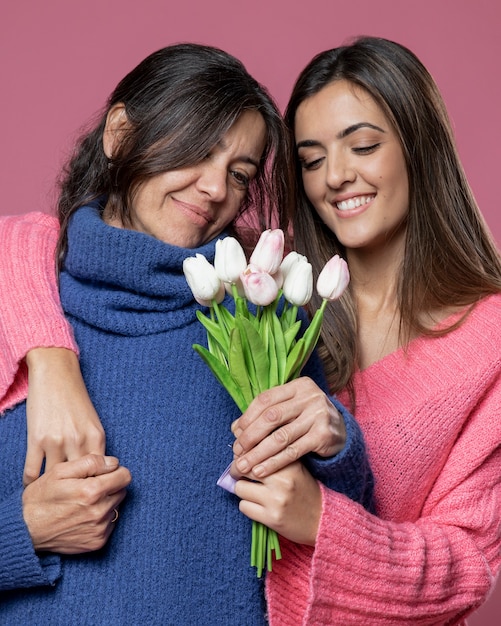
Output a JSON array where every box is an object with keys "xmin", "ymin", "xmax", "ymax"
[{"xmin": 173, "ymin": 197, "xmax": 214, "ymax": 225}]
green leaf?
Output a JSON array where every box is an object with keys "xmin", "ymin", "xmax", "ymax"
[
  {"xmin": 283, "ymin": 320, "xmax": 302, "ymax": 353},
  {"xmin": 212, "ymin": 300, "xmax": 236, "ymax": 338},
  {"xmin": 193, "ymin": 344, "xmax": 247, "ymax": 412},
  {"xmin": 270, "ymin": 310, "xmax": 287, "ymax": 384},
  {"xmin": 238, "ymin": 317, "xmax": 270, "ymax": 392},
  {"xmin": 228, "ymin": 328, "xmax": 255, "ymax": 407},
  {"xmin": 284, "ymin": 337, "xmax": 306, "ymax": 381},
  {"xmin": 196, "ymin": 310, "xmax": 229, "ymax": 354},
  {"xmin": 297, "ymin": 301, "xmax": 326, "ymax": 362}
]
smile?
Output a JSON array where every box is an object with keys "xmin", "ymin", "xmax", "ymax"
[
  {"xmin": 174, "ymin": 198, "xmax": 214, "ymax": 224},
  {"xmin": 336, "ymin": 195, "xmax": 375, "ymax": 211}
]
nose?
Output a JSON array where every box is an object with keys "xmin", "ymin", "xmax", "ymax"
[
  {"xmin": 325, "ymin": 151, "xmax": 356, "ymax": 189},
  {"xmin": 196, "ymin": 161, "xmax": 228, "ymax": 203}
]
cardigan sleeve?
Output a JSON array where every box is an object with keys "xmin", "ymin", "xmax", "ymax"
[
  {"xmin": 0, "ymin": 212, "xmax": 78, "ymax": 413},
  {"xmin": 265, "ymin": 370, "xmax": 501, "ymax": 625}
]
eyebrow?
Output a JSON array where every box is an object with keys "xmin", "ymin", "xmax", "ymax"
[
  {"xmin": 296, "ymin": 122, "xmax": 386, "ymax": 149},
  {"xmin": 242, "ymin": 156, "xmax": 260, "ymax": 169},
  {"xmin": 216, "ymin": 138, "xmax": 261, "ymax": 169}
]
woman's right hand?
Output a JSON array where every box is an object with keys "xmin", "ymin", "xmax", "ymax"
[
  {"xmin": 231, "ymin": 377, "xmax": 346, "ymax": 479},
  {"xmin": 24, "ymin": 347, "xmax": 106, "ymax": 486},
  {"xmin": 22, "ymin": 454, "xmax": 131, "ymax": 553}
]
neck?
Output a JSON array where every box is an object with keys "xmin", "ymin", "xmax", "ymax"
[{"xmin": 347, "ymin": 232, "xmax": 406, "ymax": 369}]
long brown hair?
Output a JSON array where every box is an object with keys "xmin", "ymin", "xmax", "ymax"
[
  {"xmin": 285, "ymin": 36, "xmax": 501, "ymax": 394},
  {"xmin": 56, "ymin": 43, "xmax": 292, "ymax": 266}
]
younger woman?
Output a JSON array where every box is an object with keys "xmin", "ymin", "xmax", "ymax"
[{"xmin": 252, "ymin": 36, "xmax": 500, "ymax": 625}]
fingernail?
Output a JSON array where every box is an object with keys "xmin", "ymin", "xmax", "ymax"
[
  {"xmin": 237, "ymin": 458, "xmax": 249, "ymax": 472},
  {"xmin": 253, "ymin": 465, "xmax": 265, "ymax": 478},
  {"xmin": 233, "ymin": 442, "xmax": 243, "ymax": 456}
]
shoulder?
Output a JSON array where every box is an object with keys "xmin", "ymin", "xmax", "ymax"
[
  {"xmin": 0, "ymin": 211, "xmax": 59, "ymax": 231},
  {"xmin": 464, "ymin": 293, "xmax": 501, "ymax": 340},
  {"xmin": 0, "ymin": 212, "xmax": 60, "ymax": 248}
]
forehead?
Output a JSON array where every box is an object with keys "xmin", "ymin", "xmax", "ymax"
[
  {"xmin": 222, "ymin": 109, "xmax": 268, "ymax": 161},
  {"xmin": 295, "ymin": 80, "xmax": 389, "ymax": 137}
]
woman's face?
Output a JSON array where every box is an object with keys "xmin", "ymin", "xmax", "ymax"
[
  {"xmin": 107, "ymin": 110, "xmax": 267, "ymax": 248},
  {"xmin": 294, "ymin": 80, "xmax": 409, "ymax": 252}
]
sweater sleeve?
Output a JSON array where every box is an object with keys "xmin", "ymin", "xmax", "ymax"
[
  {"xmin": 0, "ymin": 488, "xmax": 61, "ymax": 591},
  {"xmin": 266, "ymin": 373, "xmax": 501, "ymax": 625},
  {"xmin": 0, "ymin": 212, "xmax": 78, "ymax": 413},
  {"xmin": 300, "ymin": 345, "xmax": 375, "ymax": 511}
]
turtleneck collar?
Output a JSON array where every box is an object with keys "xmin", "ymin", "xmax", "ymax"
[{"xmin": 59, "ymin": 203, "xmax": 223, "ymax": 336}]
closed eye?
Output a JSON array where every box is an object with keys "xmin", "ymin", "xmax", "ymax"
[
  {"xmin": 353, "ymin": 143, "xmax": 380, "ymax": 155},
  {"xmin": 300, "ymin": 156, "xmax": 325, "ymax": 171}
]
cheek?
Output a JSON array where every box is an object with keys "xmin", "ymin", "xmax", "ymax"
[
  {"xmin": 221, "ymin": 190, "xmax": 246, "ymax": 223},
  {"xmin": 302, "ymin": 174, "xmax": 320, "ymax": 202}
]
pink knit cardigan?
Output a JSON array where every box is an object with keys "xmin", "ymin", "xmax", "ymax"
[{"xmin": 1, "ymin": 212, "xmax": 500, "ymax": 625}]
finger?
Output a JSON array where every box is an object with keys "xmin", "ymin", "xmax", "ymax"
[
  {"xmin": 235, "ymin": 418, "xmax": 310, "ymax": 476},
  {"xmin": 43, "ymin": 442, "xmax": 68, "ymax": 474},
  {"xmin": 62, "ymin": 427, "xmax": 106, "ymax": 461},
  {"xmin": 23, "ymin": 446, "xmax": 45, "ymax": 486},
  {"xmin": 234, "ymin": 397, "xmax": 299, "ymax": 456},
  {"xmin": 99, "ymin": 467, "xmax": 133, "ymax": 495},
  {"xmin": 86, "ymin": 427, "xmax": 106, "ymax": 456},
  {"xmin": 236, "ymin": 384, "xmax": 296, "ymax": 434},
  {"xmin": 52, "ymin": 454, "xmax": 120, "ymax": 480}
]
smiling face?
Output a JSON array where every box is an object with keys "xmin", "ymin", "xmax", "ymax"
[
  {"xmin": 104, "ymin": 110, "xmax": 267, "ymax": 248},
  {"xmin": 294, "ymin": 80, "xmax": 409, "ymax": 253}
]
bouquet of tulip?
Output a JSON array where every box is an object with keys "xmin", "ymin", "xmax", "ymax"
[{"xmin": 183, "ymin": 229, "xmax": 349, "ymax": 577}]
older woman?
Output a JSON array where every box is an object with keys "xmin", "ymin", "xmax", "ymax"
[{"xmin": 0, "ymin": 43, "xmax": 372, "ymax": 624}]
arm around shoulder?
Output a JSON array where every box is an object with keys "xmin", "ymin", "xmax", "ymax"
[{"xmin": 0, "ymin": 212, "xmax": 78, "ymax": 412}]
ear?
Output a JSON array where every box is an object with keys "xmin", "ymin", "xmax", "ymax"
[{"xmin": 103, "ymin": 103, "xmax": 129, "ymax": 158}]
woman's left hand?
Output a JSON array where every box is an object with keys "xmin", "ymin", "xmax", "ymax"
[
  {"xmin": 231, "ymin": 377, "xmax": 346, "ymax": 479},
  {"xmin": 234, "ymin": 460, "xmax": 322, "ymax": 546}
]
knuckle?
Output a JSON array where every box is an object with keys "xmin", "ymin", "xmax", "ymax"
[
  {"xmin": 272, "ymin": 427, "xmax": 290, "ymax": 446},
  {"xmin": 264, "ymin": 405, "xmax": 283, "ymax": 426},
  {"xmin": 284, "ymin": 445, "xmax": 299, "ymax": 462},
  {"xmin": 80, "ymin": 481, "xmax": 101, "ymax": 505}
]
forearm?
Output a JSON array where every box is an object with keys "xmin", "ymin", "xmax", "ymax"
[
  {"xmin": 0, "ymin": 212, "xmax": 77, "ymax": 413},
  {"xmin": 267, "ymin": 448, "xmax": 500, "ymax": 625},
  {"xmin": 303, "ymin": 396, "xmax": 375, "ymax": 511}
]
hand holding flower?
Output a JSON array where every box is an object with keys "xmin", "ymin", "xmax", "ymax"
[
  {"xmin": 231, "ymin": 377, "xmax": 346, "ymax": 479},
  {"xmin": 234, "ymin": 460, "xmax": 322, "ymax": 547},
  {"xmin": 183, "ymin": 229, "xmax": 350, "ymax": 576}
]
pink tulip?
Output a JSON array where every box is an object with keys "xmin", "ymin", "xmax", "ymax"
[
  {"xmin": 249, "ymin": 229, "xmax": 284, "ymax": 275},
  {"xmin": 241, "ymin": 264, "xmax": 279, "ymax": 306},
  {"xmin": 316, "ymin": 255, "xmax": 350, "ymax": 301}
]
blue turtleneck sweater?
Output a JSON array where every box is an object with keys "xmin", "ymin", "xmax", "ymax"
[{"xmin": 0, "ymin": 205, "xmax": 373, "ymax": 625}]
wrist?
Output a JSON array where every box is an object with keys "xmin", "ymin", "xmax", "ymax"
[{"xmin": 26, "ymin": 347, "xmax": 79, "ymax": 375}]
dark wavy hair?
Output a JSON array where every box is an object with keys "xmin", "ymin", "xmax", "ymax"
[
  {"xmin": 285, "ymin": 36, "xmax": 501, "ymax": 394},
  {"xmin": 56, "ymin": 43, "xmax": 292, "ymax": 265}
]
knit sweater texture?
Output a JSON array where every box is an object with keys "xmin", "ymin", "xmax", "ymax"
[
  {"xmin": 0, "ymin": 208, "xmax": 372, "ymax": 625},
  {"xmin": 266, "ymin": 293, "xmax": 501, "ymax": 625}
]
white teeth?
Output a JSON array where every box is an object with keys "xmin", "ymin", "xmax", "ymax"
[{"xmin": 336, "ymin": 195, "xmax": 374, "ymax": 211}]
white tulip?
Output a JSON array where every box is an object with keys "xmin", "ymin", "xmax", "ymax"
[
  {"xmin": 214, "ymin": 237, "xmax": 247, "ymax": 284},
  {"xmin": 282, "ymin": 257, "xmax": 313, "ymax": 306},
  {"xmin": 183, "ymin": 254, "xmax": 225, "ymax": 306}
]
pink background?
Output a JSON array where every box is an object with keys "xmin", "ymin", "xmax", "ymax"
[{"xmin": 1, "ymin": 1, "xmax": 499, "ymax": 621}]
